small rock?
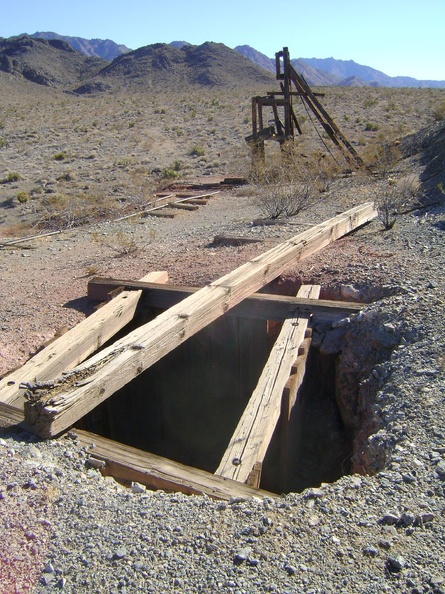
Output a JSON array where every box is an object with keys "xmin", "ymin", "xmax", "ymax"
[
  {"xmin": 400, "ymin": 512, "xmax": 415, "ymax": 527},
  {"xmin": 379, "ymin": 513, "xmax": 399, "ymax": 525},
  {"xmin": 386, "ymin": 554, "xmax": 406, "ymax": 572},
  {"xmin": 435, "ymin": 460, "xmax": 445, "ymax": 479},
  {"xmin": 233, "ymin": 546, "xmax": 251, "ymax": 564},
  {"xmin": 130, "ymin": 482, "xmax": 145, "ymax": 494},
  {"xmin": 363, "ymin": 546, "xmax": 379, "ymax": 557},
  {"xmin": 113, "ymin": 547, "xmax": 127, "ymax": 560},
  {"xmin": 340, "ymin": 284, "xmax": 361, "ymax": 300},
  {"xmin": 86, "ymin": 457, "xmax": 106, "ymax": 469},
  {"xmin": 43, "ymin": 562, "xmax": 55, "ymax": 573},
  {"xmin": 308, "ymin": 515, "xmax": 320, "ymax": 527}
]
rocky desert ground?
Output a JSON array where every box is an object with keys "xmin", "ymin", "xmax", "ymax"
[{"xmin": 1, "ymin": 68, "xmax": 445, "ymax": 593}]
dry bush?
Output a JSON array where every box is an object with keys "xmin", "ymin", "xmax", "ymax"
[
  {"xmin": 375, "ymin": 175, "xmax": 420, "ymax": 230},
  {"xmin": 250, "ymin": 146, "xmax": 339, "ymax": 220}
]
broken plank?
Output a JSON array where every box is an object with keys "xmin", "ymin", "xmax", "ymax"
[
  {"xmin": 168, "ymin": 202, "xmax": 199, "ymax": 211},
  {"xmin": 0, "ymin": 271, "xmax": 168, "ymax": 409},
  {"xmin": 183, "ymin": 198, "xmax": 208, "ymax": 206},
  {"xmin": 215, "ymin": 285, "xmax": 320, "ymax": 484},
  {"xmin": 24, "ymin": 202, "xmax": 376, "ymax": 438},
  {"xmin": 212, "ymin": 235, "xmax": 263, "ymax": 247},
  {"xmin": 87, "ymin": 278, "xmax": 363, "ymax": 323},
  {"xmin": 75, "ymin": 429, "xmax": 274, "ymax": 501},
  {"xmin": 144, "ymin": 211, "xmax": 175, "ymax": 218}
]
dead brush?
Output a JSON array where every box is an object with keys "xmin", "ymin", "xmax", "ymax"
[
  {"xmin": 375, "ymin": 175, "xmax": 420, "ymax": 230},
  {"xmin": 250, "ymin": 148, "xmax": 338, "ymax": 220}
]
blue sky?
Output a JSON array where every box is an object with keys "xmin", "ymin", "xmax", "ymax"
[{"xmin": 1, "ymin": 0, "xmax": 444, "ymax": 80}]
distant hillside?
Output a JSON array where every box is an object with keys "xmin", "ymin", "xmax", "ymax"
[
  {"xmin": 86, "ymin": 42, "xmax": 276, "ymax": 92},
  {"xmin": 299, "ymin": 57, "xmax": 445, "ymax": 88},
  {"xmin": 290, "ymin": 59, "xmax": 340, "ymax": 86},
  {"xmin": 0, "ymin": 35, "xmax": 106, "ymax": 87},
  {"xmin": 30, "ymin": 31, "xmax": 131, "ymax": 61},
  {"xmin": 234, "ymin": 45, "xmax": 275, "ymax": 73},
  {"xmin": 235, "ymin": 45, "xmax": 445, "ymax": 88}
]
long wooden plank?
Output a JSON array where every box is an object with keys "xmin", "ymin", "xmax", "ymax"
[
  {"xmin": 23, "ymin": 202, "xmax": 376, "ymax": 437},
  {"xmin": 215, "ymin": 285, "xmax": 320, "ymax": 484},
  {"xmin": 0, "ymin": 402, "xmax": 273, "ymax": 500},
  {"xmin": 88, "ymin": 278, "xmax": 363, "ymax": 322},
  {"xmin": 75, "ymin": 429, "xmax": 274, "ymax": 501},
  {"xmin": 280, "ymin": 333, "xmax": 313, "ymax": 491},
  {"xmin": 0, "ymin": 271, "xmax": 168, "ymax": 408}
]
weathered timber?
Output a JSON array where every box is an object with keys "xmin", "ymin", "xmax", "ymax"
[
  {"xmin": 215, "ymin": 285, "xmax": 320, "ymax": 484},
  {"xmin": 87, "ymin": 278, "xmax": 363, "ymax": 323},
  {"xmin": 145, "ymin": 211, "xmax": 175, "ymax": 218},
  {"xmin": 0, "ymin": 402, "xmax": 272, "ymax": 500},
  {"xmin": 184, "ymin": 198, "xmax": 208, "ymax": 206},
  {"xmin": 0, "ymin": 271, "xmax": 168, "ymax": 409},
  {"xmin": 24, "ymin": 202, "xmax": 377, "ymax": 438},
  {"xmin": 0, "ymin": 401, "xmax": 28, "ymax": 431},
  {"xmin": 75, "ymin": 429, "xmax": 274, "ymax": 501},
  {"xmin": 168, "ymin": 202, "xmax": 199, "ymax": 211},
  {"xmin": 212, "ymin": 235, "xmax": 263, "ymax": 247},
  {"xmin": 280, "ymin": 332, "xmax": 313, "ymax": 490}
]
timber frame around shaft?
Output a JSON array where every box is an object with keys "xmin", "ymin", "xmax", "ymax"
[{"xmin": 246, "ymin": 47, "xmax": 364, "ymax": 167}]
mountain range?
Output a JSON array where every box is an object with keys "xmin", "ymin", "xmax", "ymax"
[{"xmin": 1, "ymin": 32, "xmax": 444, "ymax": 90}]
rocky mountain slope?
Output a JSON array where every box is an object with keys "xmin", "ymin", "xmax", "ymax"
[
  {"xmin": 30, "ymin": 31, "xmax": 131, "ymax": 60},
  {"xmin": 0, "ymin": 36, "xmax": 275, "ymax": 92},
  {"xmin": 0, "ymin": 35, "xmax": 107, "ymax": 88},
  {"xmin": 235, "ymin": 45, "xmax": 445, "ymax": 88}
]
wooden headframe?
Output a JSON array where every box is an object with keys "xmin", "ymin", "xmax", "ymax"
[{"xmin": 246, "ymin": 47, "xmax": 363, "ymax": 167}]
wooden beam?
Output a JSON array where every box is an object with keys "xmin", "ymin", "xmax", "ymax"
[
  {"xmin": 168, "ymin": 202, "xmax": 199, "ymax": 211},
  {"xmin": 0, "ymin": 271, "xmax": 168, "ymax": 409},
  {"xmin": 23, "ymin": 203, "xmax": 376, "ymax": 438},
  {"xmin": 75, "ymin": 429, "xmax": 275, "ymax": 501},
  {"xmin": 215, "ymin": 285, "xmax": 320, "ymax": 484},
  {"xmin": 87, "ymin": 278, "xmax": 363, "ymax": 323},
  {"xmin": 280, "ymin": 332, "xmax": 313, "ymax": 490},
  {"xmin": 0, "ymin": 402, "xmax": 273, "ymax": 500}
]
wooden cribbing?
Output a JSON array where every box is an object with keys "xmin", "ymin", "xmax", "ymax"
[
  {"xmin": 23, "ymin": 202, "xmax": 376, "ymax": 438},
  {"xmin": 0, "ymin": 402, "xmax": 273, "ymax": 500},
  {"xmin": 0, "ymin": 271, "xmax": 168, "ymax": 409},
  {"xmin": 215, "ymin": 285, "xmax": 320, "ymax": 485},
  {"xmin": 75, "ymin": 429, "xmax": 275, "ymax": 501},
  {"xmin": 87, "ymin": 278, "xmax": 363, "ymax": 323}
]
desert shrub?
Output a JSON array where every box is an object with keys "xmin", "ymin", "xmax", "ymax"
[
  {"xmin": 432, "ymin": 100, "xmax": 445, "ymax": 121},
  {"xmin": 161, "ymin": 167, "xmax": 178, "ymax": 179},
  {"xmin": 364, "ymin": 142, "xmax": 401, "ymax": 177},
  {"xmin": 250, "ymin": 155, "xmax": 325, "ymax": 219},
  {"xmin": 189, "ymin": 146, "xmax": 206, "ymax": 157},
  {"xmin": 0, "ymin": 137, "xmax": 6, "ymax": 148},
  {"xmin": 365, "ymin": 122, "xmax": 379, "ymax": 132},
  {"xmin": 375, "ymin": 176, "xmax": 420, "ymax": 230},
  {"xmin": 16, "ymin": 191, "xmax": 30, "ymax": 204},
  {"xmin": 53, "ymin": 151, "xmax": 68, "ymax": 161},
  {"xmin": 3, "ymin": 171, "xmax": 21, "ymax": 183}
]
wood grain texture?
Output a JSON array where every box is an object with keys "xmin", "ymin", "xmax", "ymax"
[
  {"xmin": 24, "ymin": 203, "xmax": 376, "ymax": 438},
  {"xmin": 215, "ymin": 285, "xmax": 320, "ymax": 483},
  {"xmin": 0, "ymin": 271, "xmax": 168, "ymax": 409}
]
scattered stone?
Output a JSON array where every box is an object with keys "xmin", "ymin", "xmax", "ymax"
[
  {"xmin": 130, "ymin": 481, "xmax": 146, "ymax": 494},
  {"xmin": 386, "ymin": 554, "xmax": 406, "ymax": 572}
]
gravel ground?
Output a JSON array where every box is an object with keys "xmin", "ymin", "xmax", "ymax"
[{"xmin": 1, "ymin": 129, "xmax": 445, "ymax": 593}]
